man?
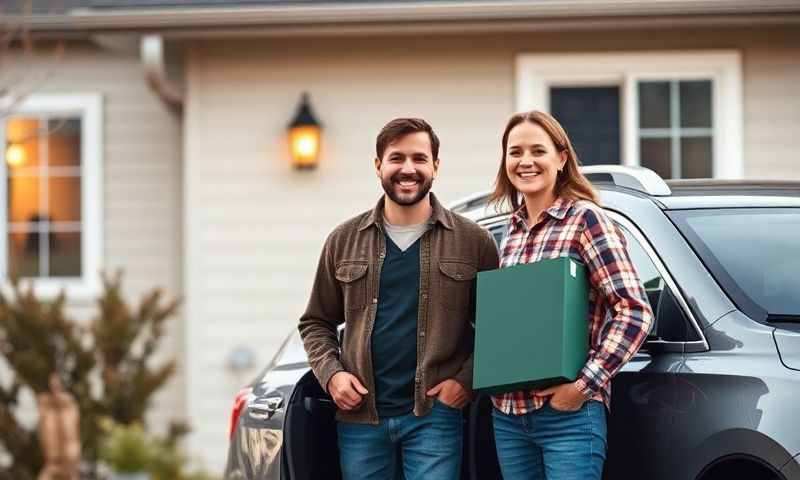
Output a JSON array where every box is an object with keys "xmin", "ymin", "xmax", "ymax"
[{"xmin": 298, "ymin": 118, "xmax": 499, "ymax": 479}]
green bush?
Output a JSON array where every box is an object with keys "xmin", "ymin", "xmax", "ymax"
[
  {"xmin": 98, "ymin": 420, "xmax": 151, "ymax": 473},
  {"xmin": 98, "ymin": 419, "xmax": 213, "ymax": 480},
  {"xmin": 0, "ymin": 271, "xmax": 182, "ymax": 480}
]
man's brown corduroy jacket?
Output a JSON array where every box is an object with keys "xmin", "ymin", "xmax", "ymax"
[{"xmin": 298, "ymin": 193, "xmax": 499, "ymax": 424}]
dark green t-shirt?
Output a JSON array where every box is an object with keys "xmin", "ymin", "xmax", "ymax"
[{"xmin": 371, "ymin": 234, "xmax": 421, "ymax": 417}]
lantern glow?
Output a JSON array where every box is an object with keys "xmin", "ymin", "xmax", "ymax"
[
  {"xmin": 5, "ymin": 144, "xmax": 25, "ymax": 167},
  {"xmin": 287, "ymin": 93, "xmax": 322, "ymax": 170}
]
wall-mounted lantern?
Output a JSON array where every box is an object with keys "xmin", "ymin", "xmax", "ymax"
[{"xmin": 288, "ymin": 92, "xmax": 322, "ymax": 170}]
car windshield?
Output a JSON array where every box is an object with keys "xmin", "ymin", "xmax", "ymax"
[{"xmin": 668, "ymin": 208, "xmax": 800, "ymax": 321}]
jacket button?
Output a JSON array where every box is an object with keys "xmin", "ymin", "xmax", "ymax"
[
  {"xmin": 372, "ymin": 298, "xmax": 378, "ymax": 304},
  {"xmin": 419, "ymin": 331, "xmax": 425, "ymax": 337}
]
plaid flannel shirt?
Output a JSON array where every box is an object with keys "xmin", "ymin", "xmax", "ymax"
[{"xmin": 491, "ymin": 197, "xmax": 654, "ymax": 415}]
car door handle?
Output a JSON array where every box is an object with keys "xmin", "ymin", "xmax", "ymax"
[{"xmin": 248, "ymin": 396, "xmax": 284, "ymax": 420}]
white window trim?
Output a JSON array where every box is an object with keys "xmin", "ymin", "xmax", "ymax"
[
  {"xmin": 0, "ymin": 93, "xmax": 103, "ymax": 300},
  {"xmin": 515, "ymin": 50, "xmax": 743, "ymax": 179}
]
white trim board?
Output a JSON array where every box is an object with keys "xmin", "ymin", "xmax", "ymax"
[
  {"xmin": 0, "ymin": 93, "xmax": 104, "ymax": 300},
  {"xmin": 515, "ymin": 50, "xmax": 743, "ymax": 179},
  {"xmin": 69, "ymin": 1, "xmax": 800, "ymax": 30}
]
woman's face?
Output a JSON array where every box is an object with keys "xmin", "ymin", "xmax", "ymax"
[{"xmin": 505, "ymin": 121, "xmax": 566, "ymax": 200}]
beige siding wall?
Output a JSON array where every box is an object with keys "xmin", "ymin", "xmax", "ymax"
[
  {"xmin": 186, "ymin": 25, "xmax": 800, "ymax": 470},
  {"xmin": 4, "ymin": 41, "xmax": 185, "ymax": 432}
]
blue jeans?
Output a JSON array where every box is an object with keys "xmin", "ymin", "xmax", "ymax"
[
  {"xmin": 492, "ymin": 400, "xmax": 607, "ymax": 480},
  {"xmin": 337, "ymin": 400, "xmax": 463, "ymax": 480}
]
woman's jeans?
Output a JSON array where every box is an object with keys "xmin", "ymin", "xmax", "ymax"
[
  {"xmin": 492, "ymin": 400, "xmax": 608, "ymax": 480},
  {"xmin": 337, "ymin": 400, "xmax": 463, "ymax": 480}
]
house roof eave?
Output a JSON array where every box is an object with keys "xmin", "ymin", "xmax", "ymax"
[{"xmin": 65, "ymin": 0, "xmax": 800, "ymax": 31}]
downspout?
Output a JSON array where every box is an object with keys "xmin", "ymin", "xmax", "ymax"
[{"xmin": 140, "ymin": 34, "xmax": 184, "ymax": 112}]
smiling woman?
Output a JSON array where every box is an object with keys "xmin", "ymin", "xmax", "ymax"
[
  {"xmin": 485, "ymin": 110, "xmax": 653, "ymax": 480},
  {"xmin": 490, "ymin": 110, "xmax": 598, "ymax": 217}
]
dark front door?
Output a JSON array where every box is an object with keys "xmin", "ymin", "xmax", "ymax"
[{"xmin": 550, "ymin": 86, "xmax": 621, "ymax": 166}]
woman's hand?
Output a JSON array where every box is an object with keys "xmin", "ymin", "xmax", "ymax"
[{"xmin": 539, "ymin": 381, "xmax": 588, "ymax": 412}]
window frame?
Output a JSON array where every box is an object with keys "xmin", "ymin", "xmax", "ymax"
[
  {"xmin": 0, "ymin": 93, "xmax": 103, "ymax": 299},
  {"xmin": 515, "ymin": 50, "xmax": 743, "ymax": 179}
]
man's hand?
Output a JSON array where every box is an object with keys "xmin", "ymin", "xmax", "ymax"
[
  {"xmin": 426, "ymin": 379, "xmax": 469, "ymax": 409},
  {"xmin": 538, "ymin": 381, "xmax": 588, "ymax": 412},
  {"xmin": 327, "ymin": 372, "xmax": 369, "ymax": 411}
]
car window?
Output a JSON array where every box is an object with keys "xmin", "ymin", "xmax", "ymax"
[
  {"xmin": 486, "ymin": 217, "xmax": 696, "ymax": 342},
  {"xmin": 668, "ymin": 208, "xmax": 800, "ymax": 322},
  {"xmin": 489, "ymin": 223, "xmax": 508, "ymax": 249},
  {"xmin": 617, "ymin": 223, "xmax": 698, "ymax": 343}
]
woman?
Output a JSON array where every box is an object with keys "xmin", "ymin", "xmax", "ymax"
[{"xmin": 489, "ymin": 111, "xmax": 654, "ymax": 480}]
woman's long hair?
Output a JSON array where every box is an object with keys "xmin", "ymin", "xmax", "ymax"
[{"xmin": 489, "ymin": 110, "xmax": 599, "ymax": 212}]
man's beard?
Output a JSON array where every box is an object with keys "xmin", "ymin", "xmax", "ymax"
[{"xmin": 381, "ymin": 171, "xmax": 433, "ymax": 206}]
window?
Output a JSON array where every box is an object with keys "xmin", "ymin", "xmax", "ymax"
[
  {"xmin": 551, "ymin": 86, "xmax": 621, "ymax": 167},
  {"xmin": 668, "ymin": 208, "xmax": 800, "ymax": 322},
  {"xmin": 639, "ymin": 80, "xmax": 713, "ymax": 179},
  {"xmin": 488, "ymin": 224, "xmax": 505, "ymax": 250},
  {"xmin": 516, "ymin": 51, "xmax": 742, "ymax": 179},
  {"xmin": 0, "ymin": 94, "xmax": 103, "ymax": 298},
  {"xmin": 616, "ymin": 223, "xmax": 698, "ymax": 343}
]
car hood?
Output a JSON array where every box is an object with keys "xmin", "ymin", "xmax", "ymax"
[{"xmin": 774, "ymin": 325, "xmax": 800, "ymax": 371}]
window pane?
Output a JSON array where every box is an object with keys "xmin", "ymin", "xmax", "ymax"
[
  {"xmin": 617, "ymin": 226, "xmax": 661, "ymax": 289},
  {"xmin": 680, "ymin": 81, "xmax": 712, "ymax": 128},
  {"xmin": 681, "ymin": 137, "xmax": 713, "ymax": 179},
  {"xmin": 8, "ymin": 176, "xmax": 41, "ymax": 224},
  {"xmin": 5, "ymin": 117, "xmax": 42, "ymax": 168},
  {"xmin": 490, "ymin": 226, "xmax": 505, "ymax": 249},
  {"xmin": 640, "ymin": 138, "xmax": 672, "ymax": 179},
  {"xmin": 47, "ymin": 118, "xmax": 81, "ymax": 167},
  {"xmin": 49, "ymin": 231, "xmax": 82, "ymax": 277},
  {"xmin": 8, "ymin": 230, "xmax": 41, "ymax": 278},
  {"xmin": 550, "ymin": 86, "xmax": 621, "ymax": 166},
  {"xmin": 5, "ymin": 112, "xmax": 85, "ymax": 281},
  {"xmin": 638, "ymin": 81, "xmax": 671, "ymax": 128},
  {"xmin": 618, "ymin": 223, "xmax": 693, "ymax": 342},
  {"xmin": 669, "ymin": 209, "xmax": 800, "ymax": 318},
  {"xmin": 48, "ymin": 177, "xmax": 82, "ymax": 222}
]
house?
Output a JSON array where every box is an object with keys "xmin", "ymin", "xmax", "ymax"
[{"xmin": 3, "ymin": 0, "xmax": 800, "ymax": 471}]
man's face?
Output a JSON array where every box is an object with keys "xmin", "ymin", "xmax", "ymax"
[{"xmin": 376, "ymin": 131, "xmax": 439, "ymax": 206}]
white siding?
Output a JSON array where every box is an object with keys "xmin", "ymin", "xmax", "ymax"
[
  {"xmin": 186, "ymin": 24, "xmax": 800, "ymax": 471},
  {"xmin": 3, "ymin": 41, "xmax": 184, "ymax": 432},
  {"xmin": 741, "ymin": 34, "xmax": 800, "ymax": 179}
]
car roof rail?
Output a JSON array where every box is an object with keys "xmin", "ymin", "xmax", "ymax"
[
  {"xmin": 448, "ymin": 165, "xmax": 671, "ymax": 213},
  {"xmin": 580, "ymin": 165, "xmax": 672, "ymax": 197},
  {"xmin": 448, "ymin": 190, "xmax": 492, "ymax": 213}
]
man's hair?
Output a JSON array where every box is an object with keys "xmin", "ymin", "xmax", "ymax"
[{"xmin": 376, "ymin": 118, "xmax": 440, "ymax": 161}]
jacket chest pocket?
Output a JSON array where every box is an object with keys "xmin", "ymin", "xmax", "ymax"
[
  {"xmin": 336, "ymin": 261, "xmax": 369, "ymax": 311},
  {"xmin": 438, "ymin": 260, "xmax": 477, "ymax": 312}
]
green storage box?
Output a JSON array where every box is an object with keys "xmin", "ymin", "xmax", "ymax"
[{"xmin": 473, "ymin": 256, "xmax": 589, "ymax": 395}]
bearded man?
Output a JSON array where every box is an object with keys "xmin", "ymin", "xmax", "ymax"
[{"xmin": 299, "ymin": 118, "xmax": 499, "ymax": 479}]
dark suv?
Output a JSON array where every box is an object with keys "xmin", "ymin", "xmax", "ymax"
[{"xmin": 224, "ymin": 166, "xmax": 800, "ymax": 480}]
